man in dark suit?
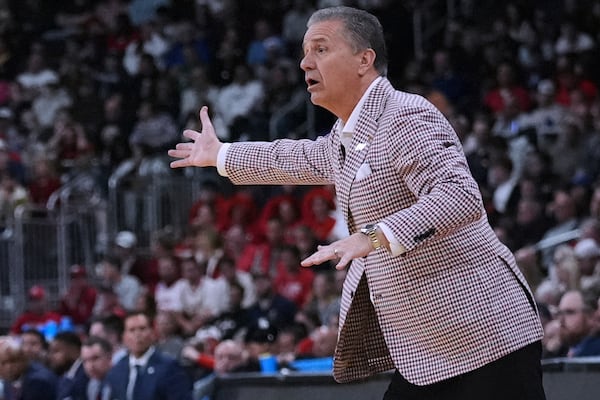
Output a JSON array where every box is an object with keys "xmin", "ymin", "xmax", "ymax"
[
  {"xmin": 49, "ymin": 331, "xmax": 89, "ymax": 400},
  {"xmin": 106, "ymin": 311, "xmax": 193, "ymax": 400},
  {"xmin": 0, "ymin": 336, "xmax": 57, "ymax": 400},
  {"xmin": 169, "ymin": 6, "xmax": 546, "ymax": 400}
]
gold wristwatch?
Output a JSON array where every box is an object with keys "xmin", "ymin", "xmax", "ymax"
[{"xmin": 360, "ymin": 224, "xmax": 383, "ymax": 250}]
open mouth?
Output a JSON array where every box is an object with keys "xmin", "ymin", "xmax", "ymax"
[{"xmin": 306, "ymin": 78, "xmax": 319, "ymax": 88}]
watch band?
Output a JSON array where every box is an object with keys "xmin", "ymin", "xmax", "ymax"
[{"xmin": 360, "ymin": 223, "xmax": 383, "ymax": 250}]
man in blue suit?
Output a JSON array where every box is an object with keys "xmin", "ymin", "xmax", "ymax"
[
  {"xmin": 0, "ymin": 336, "xmax": 57, "ymax": 400},
  {"xmin": 106, "ymin": 311, "xmax": 193, "ymax": 400},
  {"xmin": 49, "ymin": 331, "xmax": 89, "ymax": 400}
]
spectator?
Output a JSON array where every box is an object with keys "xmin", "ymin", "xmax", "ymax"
[
  {"xmin": 81, "ymin": 336, "xmax": 114, "ymax": 400},
  {"xmin": 10, "ymin": 285, "xmax": 62, "ymax": 335},
  {"xmin": 302, "ymin": 270, "xmax": 341, "ymax": 328},
  {"xmin": 273, "ymin": 245, "xmax": 314, "ymax": 308},
  {"xmin": 574, "ymin": 238, "xmax": 600, "ymax": 292},
  {"xmin": 20, "ymin": 328, "xmax": 48, "ymax": 365},
  {"xmin": 154, "ymin": 311, "xmax": 184, "ymax": 361},
  {"xmin": 105, "ymin": 311, "xmax": 193, "ymax": 400},
  {"xmin": 0, "ymin": 171, "xmax": 29, "ymax": 229},
  {"xmin": 58, "ymin": 264, "xmax": 97, "ymax": 329},
  {"xmin": 26, "ymin": 157, "xmax": 61, "ymax": 206},
  {"xmin": 0, "ymin": 336, "xmax": 58, "ymax": 400},
  {"xmin": 154, "ymin": 255, "xmax": 186, "ymax": 313},
  {"xmin": 48, "ymin": 331, "xmax": 88, "ymax": 400},
  {"xmin": 112, "ymin": 230, "xmax": 157, "ymax": 289},
  {"xmin": 557, "ymin": 289, "xmax": 600, "ymax": 357},
  {"xmin": 246, "ymin": 272, "xmax": 297, "ymax": 334},
  {"xmin": 88, "ymin": 315, "xmax": 127, "ymax": 365},
  {"xmin": 97, "ymin": 253, "xmax": 142, "ymax": 312},
  {"xmin": 175, "ymin": 256, "xmax": 228, "ymax": 336}
]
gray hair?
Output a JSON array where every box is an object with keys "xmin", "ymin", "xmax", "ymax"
[{"xmin": 307, "ymin": 6, "xmax": 388, "ymax": 76}]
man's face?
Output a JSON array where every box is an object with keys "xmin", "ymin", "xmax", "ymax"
[
  {"xmin": 301, "ymin": 19, "xmax": 364, "ymax": 116},
  {"xmin": 81, "ymin": 344, "xmax": 112, "ymax": 380},
  {"xmin": 214, "ymin": 343, "xmax": 244, "ymax": 375},
  {"xmin": 21, "ymin": 332, "xmax": 45, "ymax": 361},
  {"xmin": 0, "ymin": 348, "xmax": 27, "ymax": 382},
  {"xmin": 558, "ymin": 292, "xmax": 591, "ymax": 345},
  {"xmin": 123, "ymin": 314, "xmax": 155, "ymax": 358},
  {"xmin": 48, "ymin": 340, "xmax": 77, "ymax": 375}
]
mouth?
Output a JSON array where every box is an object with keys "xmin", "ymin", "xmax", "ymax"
[{"xmin": 306, "ymin": 78, "xmax": 320, "ymax": 89}]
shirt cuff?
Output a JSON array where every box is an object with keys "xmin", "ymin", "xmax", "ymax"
[
  {"xmin": 378, "ymin": 222, "xmax": 406, "ymax": 256},
  {"xmin": 216, "ymin": 143, "xmax": 231, "ymax": 177}
]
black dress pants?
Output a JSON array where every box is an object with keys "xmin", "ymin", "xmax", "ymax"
[{"xmin": 383, "ymin": 341, "xmax": 546, "ymax": 400}]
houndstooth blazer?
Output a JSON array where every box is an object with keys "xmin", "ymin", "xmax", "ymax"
[{"xmin": 223, "ymin": 78, "xmax": 544, "ymax": 386}]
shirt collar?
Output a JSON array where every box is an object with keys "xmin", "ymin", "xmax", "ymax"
[
  {"xmin": 66, "ymin": 358, "xmax": 83, "ymax": 379},
  {"xmin": 340, "ymin": 76, "xmax": 381, "ymax": 134},
  {"xmin": 128, "ymin": 346, "xmax": 155, "ymax": 369}
]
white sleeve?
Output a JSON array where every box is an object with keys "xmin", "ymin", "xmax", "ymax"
[{"xmin": 216, "ymin": 143, "xmax": 231, "ymax": 177}]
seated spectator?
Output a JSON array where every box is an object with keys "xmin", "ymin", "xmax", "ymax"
[
  {"xmin": 246, "ymin": 272, "xmax": 297, "ymax": 334},
  {"xmin": 20, "ymin": 328, "xmax": 49, "ymax": 365},
  {"xmin": 88, "ymin": 315, "xmax": 127, "ymax": 365},
  {"xmin": 218, "ymin": 256, "xmax": 256, "ymax": 309},
  {"xmin": 154, "ymin": 311, "xmax": 184, "ymax": 361},
  {"xmin": 48, "ymin": 331, "xmax": 88, "ymax": 400},
  {"xmin": 0, "ymin": 336, "xmax": 58, "ymax": 400},
  {"xmin": 81, "ymin": 336, "xmax": 113, "ymax": 400},
  {"xmin": 302, "ymin": 270, "xmax": 341, "ymax": 328},
  {"xmin": 58, "ymin": 264, "xmax": 97, "ymax": 330},
  {"xmin": 573, "ymin": 238, "xmax": 600, "ymax": 292},
  {"xmin": 201, "ymin": 280, "xmax": 251, "ymax": 342},
  {"xmin": 175, "ymin": 256, "xmax": 229, "ymax": 336},
  {"xmin": 105, "ymin": 311, "xmax": 193, "ymax": 400},
  {"xmin": 236, "ymin": 217, "xmax": 286, "ymax": 276},
  {"xmin": 112, "ymin": 230, "xmax": 158, "ymax": 290},
  {"xmin": 26, "ymin": 157, "xmax": 61, "ymax": 206},
  {"xmin": 92, "ymin": 284, "xmax": 127, "ymax": 320},
  {"xmin": 273, "ymin": 245, "xmax": 314, "ymax": 308},
  {"xmin": 557, "ymin": 289, "xmax": 600, "ymax": 357},
  {"xmin": 154, "ymin": 255, "xmax": 186, "ymax": 313},
  {"xmin": 96, "ymin": 253, "xmax": 142, "ymax": 312},
  {"xmin": 191, "ymin": 339, "xmax": 255, "ymax": 400},
  {"xmin": 10, "ymin": 285, "xmax": 62, "ymax": 335}
]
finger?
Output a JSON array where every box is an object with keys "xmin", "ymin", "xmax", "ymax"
[
  {"xmin": 335, "ymin": 259, "xmax": 350, "ymax": 270},
  {"xmin": 183, "ymin": 129, "xmax": 201, "ymax": 141},
  {"xmin": 168, "ymin": 149, "xmax": 190, "ymax": 158},
  {"xmin": 199, "ymin": 106, "xmax": 214, "ymax": 132},
  {"xmin": 175, "ymin": 142, "xmax": 194, "ymax": 150},
  {"xmin": 170, "ymin": 159, "xmax": 190, "ymax": 168}
]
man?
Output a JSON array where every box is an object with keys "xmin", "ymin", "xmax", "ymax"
[
  {"xmin": 0, "ymin": 336, "xmax": 57, "ymax": 400},
  {"xmin": 58, "ymin": 264, "xmax": 97, "ymax": 329},
  {"xmin": 105, "ymin": 311, "xmax": 192, "ymax": 400},
  {"xmin": 81, "ymin": 336, "xmax": 113, "ymax": 400},
  {"xmin": 48, "ymin": 331, "xmax": 89, "ymax": 400},
  {"xmin": 96, "ymin": 254, "xmax": 142, "ymax": 312},
  {"xmin": 88, "ymin": 315, "xmax": 127, "ymax": 365},
  {"xmin": 557, "ymin": 290, "xmax": 600, "ymax": 357},
  {"xmin": 10, "ymin": 285, "xmax": 62, "ymax": 335},
  {"xmin": 169, "ymin": 6, "xmax": 545, "ymax": 400},
  {"xmin": 20, "ymin": 328, "xmax": 48, "ymax": 365}
]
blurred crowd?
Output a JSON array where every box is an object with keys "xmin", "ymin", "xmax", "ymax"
[{"xmin": 2, "ymin": 0, "xmax": 600, "ymax": 399}]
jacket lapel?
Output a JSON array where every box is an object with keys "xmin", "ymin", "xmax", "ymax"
[{"xmin": 336, "ymin": 78, "xmax": 390, "ymax": 231}]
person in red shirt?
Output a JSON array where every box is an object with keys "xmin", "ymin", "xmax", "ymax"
[
  {"xmin": 274, "ymin": 245, "xmax": 314, "ymax": 308},
  {"xmin": 10, "ymin": 285, "xmax": 62, "ymax": 335},
  {"xmin": 58, "ymin": 264, "xmax": 97, "ymax": 328}
]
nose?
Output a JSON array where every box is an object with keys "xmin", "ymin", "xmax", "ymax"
[{"xmin": 300, "ymin": 53, "xmax": 313, "ymax": 72}]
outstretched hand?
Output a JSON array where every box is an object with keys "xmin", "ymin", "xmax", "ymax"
[
  {"xmin": 301, "ymin": 232, "xmax": 374, "ymax": 270},
  {"xmin": 168, "ymin": 106, "xmax": 222, "ymax": 168}
]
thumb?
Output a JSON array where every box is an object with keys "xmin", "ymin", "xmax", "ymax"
[{"xmin": 199, "ymin": 106, "xmax": 215, "ymax": 136}]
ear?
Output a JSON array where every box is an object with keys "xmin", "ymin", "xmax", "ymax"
[{"xmin": 358, "ymin": 48, "xmax": 376, "ymax": 75}]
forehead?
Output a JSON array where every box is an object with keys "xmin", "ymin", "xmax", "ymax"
[
  {"xmin": 125, "ymin": 315, "xmax": 150, "ymax": 329},
  {"xmin": 303, "ymin": 20, "xmax": 346, "ymax": 46},
  {"xmin": 82, "ymin": 344, "xmax": 104, "ymax": 357}
]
